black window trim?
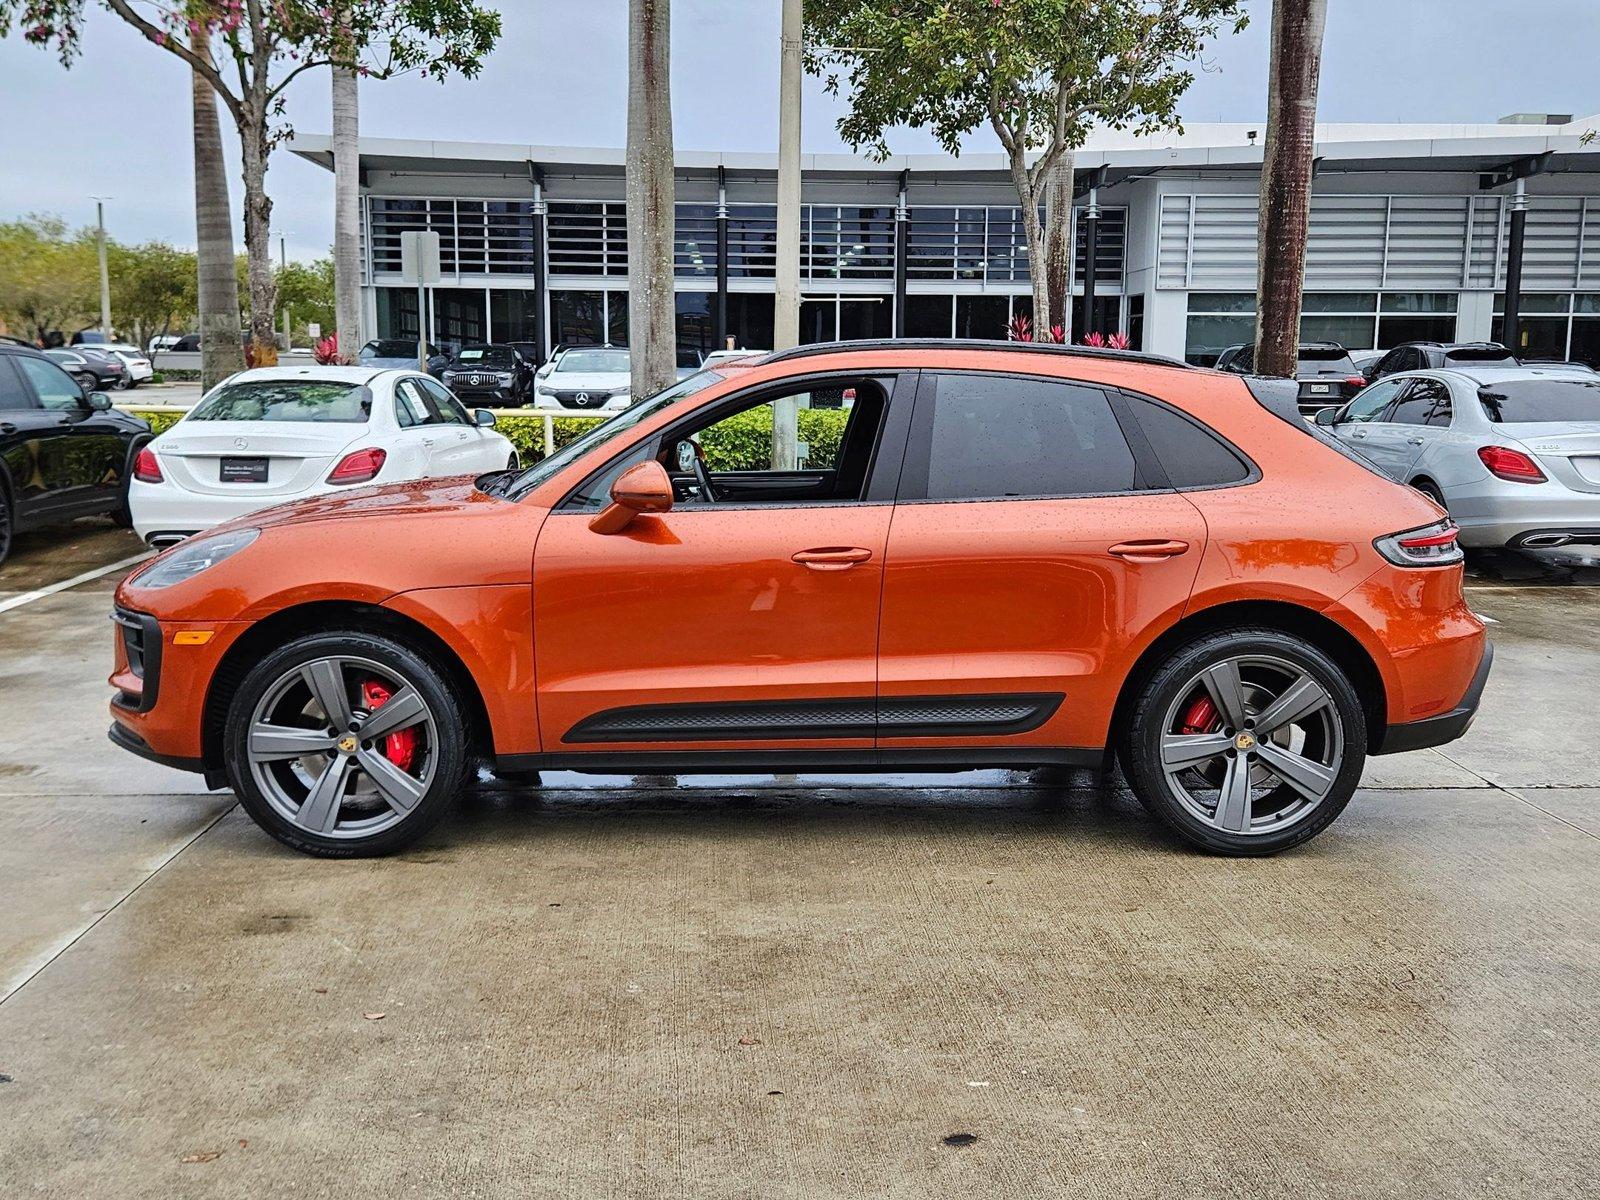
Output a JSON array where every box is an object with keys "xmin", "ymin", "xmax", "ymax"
[
  {"xmin": 551, "ymin": 367, "xmax": 917, "ymax": 514},
  {"xmin": 1115, "ymin": 386, "xmax": 1261, "ymax": 493},
  {"xmin": 894, "ymin": 367, "xmax": 1174, "ymax": 506}
]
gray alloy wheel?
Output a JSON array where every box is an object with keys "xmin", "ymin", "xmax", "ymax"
[
  {"xmin": 225, "ymin": 631, "xmax": 471, "ymax": 856},
  {"xmin": 1122, "ymin": 628, "xmax": 1366, "ymax": 855},
  {"xmin": 1156, "ymin": 653, "xmax": 1342, "ymax": 837}
]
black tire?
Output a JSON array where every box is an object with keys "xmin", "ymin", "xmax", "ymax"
[
  {"xmin": 110, "ymin": 441, "xmax": 142, "ymax": 528},
  {"xmin": 506, "ymin": 451, "xmax": 520, "ymax": 471},
  {"xmin": 1119, "ymin": 627, "xmax": 1367, "ymax": 856},
  {"xmin": 0, "ymin": 484, "xmax": 12, "ymax": 568},
  {"xmin": 1413, "ymin": 480, "xmax": 1447, "ymax": 510},
  {"xmin": 223, "ymin": 629, "xmax": 472, "ymax": 857}
]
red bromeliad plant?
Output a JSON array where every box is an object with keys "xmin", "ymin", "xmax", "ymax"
[
  {"xmin": 4, "ymin": 1, "xmax": 500, "ymax": 369},
  {"xmin": 1082, "ymin": 330, "xmax": 1107, "ymax": 348},
  {"xmin": 313, "ymin": 333, "xmax": 348, "ymax": 365},
  {"xmin": 1008, "ymin": 312, "xmax": 1034, "ymax": 342},
  {"xmin": 1107, "ymin": 330, "xmax": 1130, "ymax": 350}
]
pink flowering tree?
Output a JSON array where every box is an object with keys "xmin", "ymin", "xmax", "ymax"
[{"xmin": 5, "ymin": 1, "xmax": 500, "ymax": 364}]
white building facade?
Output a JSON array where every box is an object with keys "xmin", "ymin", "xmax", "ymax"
[{"xmin": 291, "ymin": 113, "xmax": 1600, "ymax": 367}]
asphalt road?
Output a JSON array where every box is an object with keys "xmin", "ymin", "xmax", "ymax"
[{"xmin": 0, "ymin": 521, "xmax": 1596, "ymax": 1198}]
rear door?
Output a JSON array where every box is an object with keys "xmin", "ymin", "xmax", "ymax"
[
  {"xmin": 1372, "ymin": 377, "xmax": 1453, "ymax": 479},
  {"xmin": 876, "ymin": 371, "xmax": 1207, "ymax": 757}
]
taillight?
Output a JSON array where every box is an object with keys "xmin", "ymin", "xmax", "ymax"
[
  {"xmin": 1375, "ymin": 519, "xmax": 1464, "ymax": 567},
  {"xmin": 1477, "ymin": 445, "xmax": 1546, "ymax": 483},
  {"xmin": 1344, "ymin": 375, "xmax": 1367, "ymax": 389},
  {"xmin": 133, "ymin": 447, "xmax": 162, "ymax": 483},
  {"xmin": 327, "ymin": 447, "xmax": 387, "ymax": 484}
]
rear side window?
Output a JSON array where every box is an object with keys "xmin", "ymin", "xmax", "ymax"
[
  {"xmin": 1478, "ymin": 378, "xmax": 1600, "ymax": 423},
  {"xmin": 0, "ymin": 357, "xmax": 35, "ymax": 410},
  {"xmin": 906, "ymin": 373, "xmax": 1138, "ymax": 501},
  {"xmin": 1389, "ymin": 379, "xmax": 1452, "ymax": 426},
  {"xmin": 1126, "ymin": 396, "xmax": 1251, "ymax": 487}
]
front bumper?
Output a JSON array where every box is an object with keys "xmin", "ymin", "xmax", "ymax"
[{"xmin": 1371, "ymin": 641, "xmax": 1494, "ymax": 755}]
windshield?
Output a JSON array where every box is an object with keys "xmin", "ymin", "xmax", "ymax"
[
  {"xmin": 557, "ymin": 349, "xmax": 630, "ymax": 373},
  {"xmin": 501, "ymin": 372, "xmax": 721, "ymax": 501},
  {"xmin": 1478, "ymin": 378, "xmax": 1600, "ymax": 423},
  {"xmin": 454, "ymin": 345, "xmax": 516, "ymax": 367},
  {"xmin": 188, "ymin": 379, "xmax": 372, "ymax": 423}
]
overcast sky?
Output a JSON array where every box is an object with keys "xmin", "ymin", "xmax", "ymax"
[{"xmin": 3, "ymin": 0, "xmax": 1598, "ymax": 261}]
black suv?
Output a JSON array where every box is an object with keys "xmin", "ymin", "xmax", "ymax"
[
  {"xmin": 1215, "ymin": 341, "xmax": 1367, "ymax": 411},
  {"xmin": 1362, "ymin": 341, "xmax": 1517, "ymax": 383},
  {"xmin": 439, "ymin": 343, "xmax": 537, "ymax": 405},
  {"xmin": 0, "ymin": 345, "xmax": 151, "ymax": 566}
]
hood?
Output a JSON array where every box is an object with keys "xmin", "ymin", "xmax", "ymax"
[{"xmin": 240, "ymin": 475, "xmax": 497, "ymax": 531}]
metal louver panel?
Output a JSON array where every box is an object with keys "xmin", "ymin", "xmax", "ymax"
[{"xmin": 1383, "ymin": 196, "xmax": 1472, "ymax": 289}]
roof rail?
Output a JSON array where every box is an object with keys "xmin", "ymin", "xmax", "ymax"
[{"xmin": 758, "ymin": 338, "xmax": 1193, "ymax": 370}]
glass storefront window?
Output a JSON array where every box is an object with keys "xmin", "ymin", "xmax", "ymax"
[
  {"xmin": 490, "ymin": 290, "xmax": 540, "ymax": 348},
  {"xmin": 1185, "ymin": 315, "xmax": 1256, "ymax": 365},
  {"xmin": 905, "ymin": 294, "xmax": 954, "ymax": 338},
  {"xmin": 551, "ymin": 291, "xmax": 604, "ymax": 347},
  {"xmin": 955, "ymin": 294, "xmax": 1010, "ymax": 340},
  {"xmin": 1381, "ymin": 292, "xmax": 1457, "ymax": 314},
  {"xmin": 1301, "ymin": 292, "xmax": 1377, "ymax": 314},
  {"xmin": 675, "ymin": 292, "xmax": 712, "ymax": 367},
  {"xmin": 376, "ymin": 287, "xmax": 421, "ymax": 341},
  {"xmin": 1491, "ymin": 315, "xmax": 1569, "ymax": 359},
  {"xmin": 430, "ymin": 288, "xmax": 487, "ymax": 352},
  {"xmin": 1301, "ymin": 314, "xmax": 1377, "ymax": 348},
  {"xmin": 725, "ymin": 293, "xmax": 775, "ymax": 351}
]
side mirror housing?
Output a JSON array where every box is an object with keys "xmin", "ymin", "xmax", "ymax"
[
  {"xmin": 1313, "ymin": 406, "xmax": 1340, "ymax": 427},
  {"xmin": 474, "ymin": 408, "xmax": 496, "ymax": 427},
  {"xmin": 85, "ymin": 387, "xmax": 113, "ymax": 411},
  {"xmin": 589, "ymin": 460, "xmax": 674, "ymax": 534}
]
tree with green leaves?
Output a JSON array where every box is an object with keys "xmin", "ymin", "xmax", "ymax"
[
  {"xmin": 5, "ymin": 1, "xmax": 501, "ymax": 366},
  {"xmin": 806, "ymin": 0, "xmax": 1246, "ymax": 335},
  {"xmin": 0, "ymin": 215, "xmax": 99, "ymax": 343},
  {"xmin": 107, "ymin": 239, "xmax": 198, "ymax": 359}
]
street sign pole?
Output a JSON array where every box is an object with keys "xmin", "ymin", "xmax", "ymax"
[{"xmin": 400, "ymin": 230, "xmax": 442, "ymax": 370}]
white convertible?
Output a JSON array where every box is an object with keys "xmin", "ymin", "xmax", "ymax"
[{"xmin": 129, "ymin": 365, "xmax": 517, "ymax": 546}]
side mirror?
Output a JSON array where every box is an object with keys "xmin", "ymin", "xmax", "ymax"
[
  {"xmin": 1313, "ymin": 406, "xmax": 1340, "ymax": 427},
  {"xmin": 474, "ymin": 408, "xmax": 496, "ymax": 427},
  {"xmin": 86, "ymin": 390, "xmax": 114, "ymax": 411},
  {"xmin": 589, "ymin": 460, "xmax": 674, "ymax": 534}
]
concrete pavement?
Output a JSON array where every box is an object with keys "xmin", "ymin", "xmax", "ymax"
[{"xmin": 0, "ymin": 521, "xmax": 1595, "ymax": 1198}]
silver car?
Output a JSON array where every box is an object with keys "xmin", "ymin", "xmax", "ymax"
[{"xmin": 1316, "ymin": 367, "xmax": 1600, "ymax": 563}]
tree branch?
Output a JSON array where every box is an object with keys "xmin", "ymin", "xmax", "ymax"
[{"xmin": 103, "ymin": 0, "xmax": 243, "ymax": 120}]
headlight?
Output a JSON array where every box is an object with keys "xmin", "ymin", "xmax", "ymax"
[
  {"xmin": 536, "ymin": 384, "xmax": 554, "ymax": 395},
  {"xmin": 497, "ymin": 372, "xmax": 514, "ymax": 385},
  {"xmin": 609, "ymin": 386, "xmax": 631, "ymax": 397},
  {"xmin": 442, "ymin": 371, "xmax": 457, "ymax": 383},
  {"xmin": 133, "ymin": 528, "xmax": 260, "ymax": 590}
]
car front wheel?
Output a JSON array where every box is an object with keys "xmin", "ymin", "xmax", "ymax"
[
  {"xmin": 1120, "ymin": 628, "xmax": 1367, "ymax": 855},
  {"xmin": 223, "ymin": 630, "xmax": 471, "ymax": 857}
]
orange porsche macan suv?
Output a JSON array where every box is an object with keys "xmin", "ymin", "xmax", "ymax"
[{"xmin": 108, "ymin": 341, "xmax": 1491, "ymax": 857}]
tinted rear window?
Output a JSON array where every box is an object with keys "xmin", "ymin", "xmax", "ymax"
[
  {"xmin": 908, "ymin": 374, "xmax": 1138, "ymax": 500},
  {"xmin": 1442, "ymin": 346, "xmax": 1515, "ymax": 364},
  {"xmin": 1126, "ymin": 396, "xmax": 1252, "ymax": 487},
  {"xmin": 1478, "ymin": 379, "xmax": 1600, "ymax": 423},
  {"xmin": 189, "ymin": 380, "xmax": 371, "ymax": 422},
  {"xmin": 1298, "ymin": 347, "xmax": 1357, "ymax": 375}
]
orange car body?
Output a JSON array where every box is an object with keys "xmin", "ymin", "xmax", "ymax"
[{"xmin": 109, "ymin": 346, "xmax": 1486, "ymax": 783}]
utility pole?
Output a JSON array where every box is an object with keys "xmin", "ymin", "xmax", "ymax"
[
  {"xmin": 91, "ymin": 196, "xmax": 113, "ymax": 339},
  {"xmin": 772, "ymin": 0, "xmax": 803, "ymax": 469},
  {"xmin": 1481, "ymin": 153, "xmax": 1549, "ymax": 355}
]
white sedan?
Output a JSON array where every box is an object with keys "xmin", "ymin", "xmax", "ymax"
[
  {"xmin": 129, "ymin": 365, "xmax": 518, "ymax": 547},
  {"xmin": 532, "ymin": 345, "xmax": 633, "ymax": 412},
  {"xmin": 100, "ymin": 342, "xmax": 155, "ymax": 386}
]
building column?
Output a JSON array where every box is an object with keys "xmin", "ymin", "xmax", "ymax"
[
  {"xmin": 530, "ymin": 166, "xmax": 549, "ymax": 365},
  {"xmin": 715, "ymin": 165, "xmax": 729, "ymax": 348},
  {"xmin": 893, "ymin": 169, "xmax": 909, "ymax": 337}
]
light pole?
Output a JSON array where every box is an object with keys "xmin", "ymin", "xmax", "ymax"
[
  {"xmin": 278, "ymin": 232, "xmax": 293, "ymax": 350},
  {"xmin": 91, "ymin": 196, "xmax": 114, "ymax": 339}
]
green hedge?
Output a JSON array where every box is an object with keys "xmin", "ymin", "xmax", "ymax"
[{"xmin": 123, "ymin": 406, "xmax": 853, "ymax": 473}]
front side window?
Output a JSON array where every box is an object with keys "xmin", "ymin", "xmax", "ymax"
[
  {"xmin": 419, "ymin": 377, "xmax": 471, "ymax": 425},
  {"xmin": 0, "ymin": 357, "xmax": 38, "ymax": 410},
  {"xmin": 1342, "ymin": 379, "xmax": 1403, "ymax": 423},
  {"xmin": 907, "ymin": 374, "xmax": 1138, "ymax": 501},
  {"xmin": 188, "ymin": 380, "xmax": 371, "ymax": 423},
  {"xmin": 16, "ymin": 355, "xmax": 86, "ymax": 411}
]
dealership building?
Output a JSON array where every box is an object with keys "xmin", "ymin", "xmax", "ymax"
[{"xmin": 291, "ymin": 113, "xmax": 1600, "ymax": 367}]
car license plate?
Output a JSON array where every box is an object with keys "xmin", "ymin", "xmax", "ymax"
[
  {"xmin": 1307, "ymin": 382, "xmax": 1331, "ymax": 394},
  {"xmin": 219, "ymin": 457, "xmax": 268, "ymax": 483}
]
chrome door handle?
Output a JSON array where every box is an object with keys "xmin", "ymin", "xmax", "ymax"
[
  {"xmin": 0, "ymin": 421, "xmax": 15, "ymax": 435},
  {"xmin": 1350, "ymin": 430, "xmax": 1368, "ymax": 438},
  {"xmin": 1407, "ymin": 437, "xmax": 1424, "ymax": 445},
  {"xmin": 422, "ymin": 438, "xmax": 435, "ymax": 447},
  {"xmin": 1108, "ymin": 539, "xmax": 1190, "ymax": 562},
  {"xmin": 792, "ymin": 546, "xmax": 873, "ymax": 571}
]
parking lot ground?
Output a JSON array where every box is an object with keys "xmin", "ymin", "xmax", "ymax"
[{"xmin": 1, "ymin": 526, "xmax": 1596, "ymax": 1198}]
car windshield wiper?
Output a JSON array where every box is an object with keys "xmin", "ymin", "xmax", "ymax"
[{"xmin": 476, "ymin": 469, "xmax": 518, "ymax": 498}]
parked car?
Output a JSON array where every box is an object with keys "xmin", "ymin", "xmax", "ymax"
[
  {"xmin": 1215, "ymin": 341, "xmax": 1368, "ymax": 411},
  {"xmin": 440, "ymin": 344, "xmax": 537, "ymax": 406},
  {"xmin": 45, "ymin": 348, "xmax": 126, "ymax": 391},
  {"xmin": 1317, "ymin": 366, "xmax": 1600, "ymax": 564},
  {"xmin": 357, "ymin": 338, "xmax": 450, "ymax": 375},
  {"xmin": 107, "ymin": 339, "xmax": 1488, "ymax": 859},
  {"xmin": 98, "ymin": 343, "xmax": 155, "ymax": 388},
  {"xmin": 700, "ymin": 348, "xmax": 767, "ymax": 369},
  {"xmin": 127, "ymin": 365, "xmax": 517, "ymax": 547},
  {"xmin": 69, "ymin": 329, "xmax": 110, "ymax": 346},
  {"xmin": 170, "ymin": 334, "xmax": 202, "ymax": 352},
  {"xmin": 1362, "ymin": 341, "xmax": 1517, "ymax": 383},
  {"xmin": 0, "ymin": 344, "xmax": 151, "ymax": 565},
  {"xmin": 533, "ymin": 345, "xmax": 632, "ymax": 411},
  {"xmin": 148, "ymin": 334, "xmax": 184, "ymax": 355}
]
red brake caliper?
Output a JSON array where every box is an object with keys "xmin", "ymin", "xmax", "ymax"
[
  {"xmin": 360, "ymin": 680, "xmax": 417, "ymax": 772},
  {"xmin": 1179, "ymin": 695, "xmax": 1221, "ymax": 735}
]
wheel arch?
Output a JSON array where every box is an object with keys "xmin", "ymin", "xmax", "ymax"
[
  {"xmin": 200, "ymin": 599, "xmax": 494, "ymax": 777},
  {"xmin": 1107, "ymin": 599, "xmax": 1389, "ymax": 762}
]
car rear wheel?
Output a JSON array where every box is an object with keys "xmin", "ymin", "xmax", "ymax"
[
  {"xmin": 0, "ymin": 486, "xmax": 12, "ymax": 567},
  {"xmin": 1120, "ymin": 628, "xmax": 1367, "ymax": 855},
  {"xmin": 1413, "ymin": 480, "xmax": 1447, "ymax": 510},
  {"xmin": 224, "ymin": 630, "xmax": 471, "ymax": 857}
]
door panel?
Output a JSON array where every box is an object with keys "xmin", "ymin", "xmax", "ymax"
[
  {"xmin": 533, "ymin": 504, "xmax": 893, "ymax": 751},
  {"xmin": 876, "ymin": 492, "xmax": 1206, "ymax": 751}
]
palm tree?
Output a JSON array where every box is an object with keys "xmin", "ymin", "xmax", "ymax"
[
  {"xmin": 332, "ymin": 53, "xmax": 362, "ymax": 362},
  {"xmin": 1252, "ymin": 0, "xmax": 1328, "ymax": 378},
  {"xmin": 190, "ymin": 27, "xmax": 243, "ymax": 388},
  {"xmin": 626, "ymin": 0, "xmax": 677, "ymax": 399}
]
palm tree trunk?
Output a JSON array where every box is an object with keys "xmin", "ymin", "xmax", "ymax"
[
  {"xmin": 625, "ymin": 0, "xmax": 676, "ymax": 399},
  {"xmin": 1253, "ymin": 0, "xmax": 1327, "ymax": 378},
  {"xmin": 190, "ymin": 30, "xmax": 243, "ymax": 388},
  {"xmin": 332, "ymin": 62, "xmax": 363, "ymax": 362},
  {"xmin": 1043, "ymin": 153, "xmax": 1075, "ymax": 341}
]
